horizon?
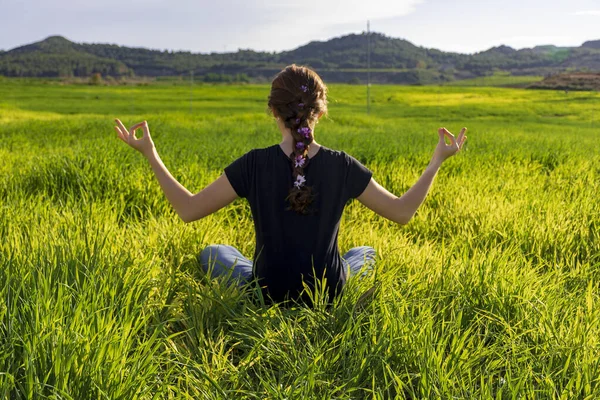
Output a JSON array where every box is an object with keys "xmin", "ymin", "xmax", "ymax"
[
  {"xmin": 2, "ymin": 31, "xmax": 598, "ymax": 56},
  {"xmin": 1, "ymin": 0, "xmax": 599, "ymax": 55}
]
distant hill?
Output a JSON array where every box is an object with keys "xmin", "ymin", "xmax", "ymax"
[
  {"xmin": 582, "ymin": 40, "xmax": 600, "ymax": 50},
  {"xmin": 0, "ymin": 36, "xmax": 131, "ymax": 77},
  {"xmin": 529, "ymin": 72, "xmax": 600, "ymax": 91},
  {"xmin": 2, "ymin": 33, "xmax": 600, "ymax": 84}
]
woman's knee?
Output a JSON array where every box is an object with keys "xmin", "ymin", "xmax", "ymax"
[
  {"xmin": 198, "ymin": 244, "xmax": 252, "ymax": 285},
  {"xmin": 199, "ymin": 245, "xmax": 222, "ymax": 267},
  {"xmin": 347, "ymin": 246, "xmax": 376, "ymax": 260},
  {"xmin": 363, "ymin": 246, "xmax": 376, "ymax": 261}
]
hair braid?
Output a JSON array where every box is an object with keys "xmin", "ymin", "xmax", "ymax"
[{"xmin": 267, "ymin": 65, "xmax": 328, "ymax": 214}]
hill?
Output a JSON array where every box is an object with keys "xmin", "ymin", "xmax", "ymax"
[
  {"xmin": 2, "ymin": 33, "xmax": 600, "ymax": 84},
  {"xmin": 528, "ymin": 72, "xmax": 600, "ymax": 91},
  {"xmin": 0, "ymin": 36, "xmax": 131, "ymax": 77}
]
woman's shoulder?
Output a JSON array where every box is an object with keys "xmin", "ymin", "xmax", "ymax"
[
  {"xmin": 246, "ymin": 144, "xmax": 342, "ymax": 159},
  {"xmin": 318, "ymin": 146, "xmax": 359, "ymax": 164},
  {"xmin": 243, "ymin": 144, "xmax": 355, "ymax": 164},
  {"xmin": 317, "ymin": 145, "xmax": 347, "ymax": 159},
  {"xmin": 239, "ymin": 144, "xmax": 280, "ymax": 158}
]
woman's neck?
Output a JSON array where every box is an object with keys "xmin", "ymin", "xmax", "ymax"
[
  {"xmin": 279, "ymin": 138, "xmax": 321, "ymax": 159},
  {"xmin": 277, "ymin": 119, "xmax": 321, "ymax": 158}
]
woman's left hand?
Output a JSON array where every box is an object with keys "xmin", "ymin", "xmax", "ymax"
[
  {"xmin": 431, "ymin": 127, "xmax": 467, "ymax": 165},
  {"xmin": 114, "ymin": 119, "xmax": 156, "ymax": 157}
]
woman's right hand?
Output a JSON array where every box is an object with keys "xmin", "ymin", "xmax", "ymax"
[
  {"xmin": 114, "ymin": 118, "xmax": 156, "ymax": 157},
  {"xmin": 431, "ymin": 127, "xmax": 467, "ymax": 165}
]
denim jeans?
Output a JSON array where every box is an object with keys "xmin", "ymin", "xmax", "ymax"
[{"xmin": 199, "ymin": 244, "xmax": 376, "ymax": 286}]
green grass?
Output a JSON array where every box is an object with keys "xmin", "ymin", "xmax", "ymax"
[
  {"xmin": 447, "ymin": 74, "xmax": 543, "ymax": 88},
  {"xmin": 0, "ymin": 79, "xmax": 599, "ymax": 398}
]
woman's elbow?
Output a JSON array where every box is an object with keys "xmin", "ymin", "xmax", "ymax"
[
  {"xmin": 393, "ymin": 213, "xmax": 412, "ymax": 226},
  {"xmin": 176, "ymin": 200, "xmax": 201, "ymax": 223},
  {"xmin": 178, "ymin": 211, "xmax": 201, "ymax": 224},
  {"xmin": 378, "ymin": 209, "xmax": 410, "ymax": 225},
  {"xmin": 395, "ymin": 218, "xmax": 409, "ymax": 226}
]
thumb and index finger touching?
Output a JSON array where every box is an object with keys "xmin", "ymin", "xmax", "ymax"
[
  {"xmin": 114, "ymin": 119, "xmax": 149, "ymax": 142},
  {"xmin": 129, "ymin": 120, "xmax": 149, "ymax": 138},
  {"xmin": 438, "ymin": 127, "xmax": 468, "ymax": 148},
  {"xmin": 438, "ymin": 127, "xmax": 456, "ymax": 146}
]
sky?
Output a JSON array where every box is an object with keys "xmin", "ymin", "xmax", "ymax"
[{"xmin": 1, "ymin": 0, "xmax": 599, "ymax": 54}]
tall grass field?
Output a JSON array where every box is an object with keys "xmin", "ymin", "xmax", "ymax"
[{"xmin": 0, "ymin": 80, "xmax": 599, "ymax": 398}]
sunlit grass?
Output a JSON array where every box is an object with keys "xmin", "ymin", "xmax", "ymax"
[
  {"xmin": 0, "ymin": 80, "xmax": 599, "ymax": 398},
  {"xmin": 447, "ymin": 74, "xmax": 543, "ymax": 87}
]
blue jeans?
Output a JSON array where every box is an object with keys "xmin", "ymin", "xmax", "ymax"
[{"xmin": 199, "ymin": 245, "xmax": 376, "ymax": 286}]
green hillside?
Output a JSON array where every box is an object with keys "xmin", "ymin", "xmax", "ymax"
[{"xmin": 2, "ymin": 33, "xmax": 600, "ymax": 84}]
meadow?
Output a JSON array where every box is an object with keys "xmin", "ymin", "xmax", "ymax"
[{"xmin": 0, "ymin": 79, "xmax": 599, "ymax": 399}]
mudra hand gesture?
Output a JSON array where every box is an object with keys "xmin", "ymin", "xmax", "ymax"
[
  {"xmin": 432, "ymin": 127, "xmax": 467, "ymax": 164},
  {"xmin": 114, "ymin": 118, "xmax": 155, "ymax": 157}
]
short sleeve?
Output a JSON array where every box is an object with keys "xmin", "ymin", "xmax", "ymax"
[
  {"xmin": 344, "ymin": 153, "xmax": 373, "ymax": 199},
  {"xmin": 224, "ymin": 150, "xmax": 255, "ymax": 198}
]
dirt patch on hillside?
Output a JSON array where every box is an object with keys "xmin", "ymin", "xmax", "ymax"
[{"xmin": 529, "ymin": 73, "xmax": 600, "ymax": 91}]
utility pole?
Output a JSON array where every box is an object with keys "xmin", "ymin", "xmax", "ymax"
[{"xmin": 367, "ymin": 20, "xmax": 371, "ymax": 115}]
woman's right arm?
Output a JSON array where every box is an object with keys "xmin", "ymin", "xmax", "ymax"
[
  {"xmin": 357, "ymin": 127, "xmax": 466, "ymax": 225},
  {"xmin": 114, "ymin": 119, "xmax": 238, "ymax": 223}
]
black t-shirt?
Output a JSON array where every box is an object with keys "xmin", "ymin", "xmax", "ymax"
[{"xmin": 224, "ymin": 144, "xmax": 372, "ymax": 303}]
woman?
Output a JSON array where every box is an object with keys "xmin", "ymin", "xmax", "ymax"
[{"xmin": 114, "ymin": 65, "xmax": 466, "ymax": 304}]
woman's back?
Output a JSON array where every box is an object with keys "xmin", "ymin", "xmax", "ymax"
[{"xmin": 225, "ymin": 144, "xmax": 372, "ymax": 302}]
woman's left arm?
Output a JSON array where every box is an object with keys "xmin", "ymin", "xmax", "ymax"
[
  {"xmin": 115, "ymin": 119, "xmax": 238, "ymax": 223},
  {"xmin": 357, "ymin": 127, "xmax": 466, "ymax": 225}
]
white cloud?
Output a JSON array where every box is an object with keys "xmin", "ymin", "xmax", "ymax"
[
  {"xmin": 18, "ymin": 0, "xmax": 424, "ymax": 52},
  {"xmin": 495, "ymin": 35, "xmax": 574, "ymax": 44},
  {"xmin": 572, "ymin": 10, "xmax": 600, "ymax": 15},
  {"xmin": 34, "ymin": 0, "xmax": 424, "ymax": 24},
  {"xmin": 235, "ymin": 0, "xmax": 425, "ymax": 51},
  {"xmin": 260, "ymin": 0, "xmax": 425, "ymax": 25}
]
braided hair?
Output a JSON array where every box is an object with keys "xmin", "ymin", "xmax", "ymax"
[{"xmin": 267, "ymin": 65, "xmax": 328, "ymax": 214}]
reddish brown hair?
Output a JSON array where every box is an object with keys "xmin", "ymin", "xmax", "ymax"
[{"xmin": 267, "ymin": 64, "xmax": 328, "ymax": 214}]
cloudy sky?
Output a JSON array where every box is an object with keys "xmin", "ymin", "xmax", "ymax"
[{"xmin": 1, "ymin": 0, "xmax": 599, "ymax": 54}]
